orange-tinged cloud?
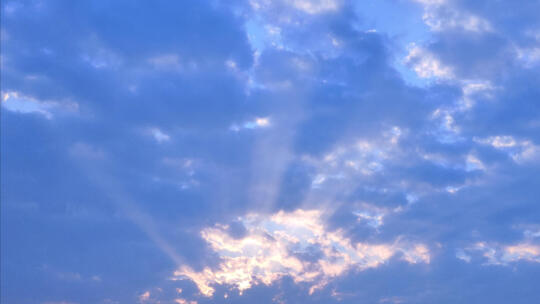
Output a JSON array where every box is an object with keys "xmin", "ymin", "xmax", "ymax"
[{"xmin": 174, "ymin": 209, "xmax": 429, "ymax": 297}]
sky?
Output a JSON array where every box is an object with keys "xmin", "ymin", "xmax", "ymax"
[{"xmin": 1, "ymin": 0, "xmax": 540, "ymax": 303}]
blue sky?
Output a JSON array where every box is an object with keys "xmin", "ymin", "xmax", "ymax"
[{"xmin": 1, "ymin": 0, "xmax": 540, "ymax": 303}]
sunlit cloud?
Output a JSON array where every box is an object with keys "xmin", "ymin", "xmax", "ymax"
[
  {"xmin": 138, "ymin": 291, "xmax": 150, "ymax": 303},
  {"xmin": 230, "ymin": 117, "xmax": 271, "ymax": 131},
  {"xmin": 1, "ymin": 91, "xmax": 78, "ymax": 119},
  {"xmin": 3, "ymin": 0, "xmax": 540, "ymax": 302},
  {"xmin": 305, "ymin": 136, "xmax": 395, "ymax": 182},
  {"xmin": 291, "ymin": 0, "xmax": 341, "ymax": 15},
  {"xmin": 174, "ymin": 209, "xmax": 429, "ymax": 297},
  {"xmin": 174, "ymin": 299, "xmax": 197, "ymax": 304},
  {"xmin": 462, "ymin": 242, "xmax": 540, "ymax": 265}
]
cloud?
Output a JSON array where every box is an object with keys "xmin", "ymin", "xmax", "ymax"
[
  {"xmin": 148, "ymin": 128, "xmax": 171, "ymax": 143},
  {"xmin": 2, "ymin": 0, "xmax": 540, "ymax": 303},
  {"xmin": 414, "ymin": 0, "xmax": 492, "ymax": 33},
  {"xmin": 405, "ymin": 45, "xmax": 454, "ymax": 80},
  {"xmin": 230, "ymin": 117, "xmax": 271, "ymax": 131},
  {"xmin": 175, "ymin": 209, "xmax": 429, "ymax": 297},
  {"xmin": 138, "ymin": 291, "xmax": 150, "ymax": 303},
  {"xmin": 291, "ymin": 0, "xmax": 341, "ymax": 15},
  {"xmin": 1, "ymin": 91, "xmax": 78, "ymax": 119},
  {"xmin": 463, "ymin": 242, "xmax": 540, "ymax": 265},
  {"xmin": 69, "ymin": 142, "xmax": 106, "ymax": 160},
  {"xmin": 250, "ymin": 0, "xmax": 341, "ymax": 15},
  {"xmin": 474, "ymin": 135, "xmax": 540, "ymax": 163}
]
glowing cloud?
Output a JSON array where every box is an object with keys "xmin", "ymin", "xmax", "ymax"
[
  {"xmin": 174, "ymin": 209, "xmax": 429, "ymax": 297},
  {"xmin": 464, "ymin": 242, "xmax": 540, "ymax": 265},
  {"xmin": 230, "ymin": 117, "xmax": 271, "ymax": 131},
  {"xmin": 138, "ymin": 291, "xmax": 150, "ymax": 303}
]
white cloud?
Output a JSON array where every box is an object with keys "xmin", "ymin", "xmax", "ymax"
[
  {"xmin": 230, "ymin": 117, "xmax": 271, "ymax": 131},
  {"xmin": 291, "ymin": 0, "xmax": 340, "ymax": 15},
  {"xmin": 474, "ymin": 136, "xmax": 540, "ymax": 163},
  {"xmin": 405, "ymin": 45, "xmax": 454, "ymax": 80},
  {"xmin": 429, "ymin": 108, "xmax": 464, "ymax": 143},
  {"xmin": 523, "ymin": 228, "xmax": 540, "ymax": 240},
  {"xmin": 481, "ymin": 135, "xmax": 517, "ymax": 148},
  {"xmin": 413, "ymin": 0, "xmax": 492, "ymax": 33},
  {"xmin": 456, "ymin": 249, "xmax": 472, "ymax": 263},
  {"xmin": 465, "ymin": 154, "xmax": 485, "ymax": 172},
  {"xmin": 304, "ymin": 128, "xmax": 405, "ymax": 184},
  {"xmin": 413, "ymin": 0, "xmax": 445, "ymax": 5},
  {"xmin": 81, "ymin": 49, "xmax": 121, "ymax": 70},
  {"xmin": 149, "ymin": 127, "xmax": 171, "ymax": 143},
  {"xmin": 465, "ymin": 242, "xmax": 540, "ymax": 265},
  {"xmin": 516, "ymin": 47, "xmax": 540, "ymax": 67},
  {"xmin": 148, "ymin": 54, "xmax": 181, "ymax": 70},
  {"xmin": 174, "ymin": 209, "xmax": 429, "ymax": 297},
  {"xmin": 148, "ymin": 54, "xmax": 199, "ymax": 72},
  {"xmin": 250, "ymin": 0, "xmax": 341, "ymax": 15},
  {"xmin": 459, "ymin": 80, "xmax": 495, "ymax": 109},
  {"xmin": 138, "ymin": 291, "xmax": 150, "ymax": 303},
  {"xmin": 2, "ymin": 91, "xmax": 78, "ymax": 119},
  {"xmin": 353, "ymin": 208, "xmax": 386, "ymax": 229},
  {"xmin": 401, "ymin": 244, "xmax": 431, "ymax": 264},
  {"xmin": 174, "ymin": 299, "xmax": 197, "ymax": 304}
]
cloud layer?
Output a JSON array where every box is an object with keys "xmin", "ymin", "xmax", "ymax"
[{"xmin": 2, "ymin": 0, "xmax": 540, "ymax": 303}]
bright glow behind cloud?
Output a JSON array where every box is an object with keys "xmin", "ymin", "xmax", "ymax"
[{"xmin": 174, "ymin": 209, "xmax": 430, "ymax": 297}]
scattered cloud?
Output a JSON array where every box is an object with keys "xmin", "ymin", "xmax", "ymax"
[
  {"xmin": 405, "ymin": 45, "xmax": 454, "ymax": 80},
  {"xmin": 1, "ymin": 91, "xmax": 78, "ymax": 119},
  {"xmin": 464, "ymin": 242, "xmax": 540, "ymax": 265},
  {"xmin": 148, "ymin": 127, "xmax": 171, "ymax": 143},
  {"xmin": 3, "ymin": 0, "xmax": 540, "ymax": 303},
  {"xmin": 230, "ymin": 117, "xmax": 271, "ymax": 131}
]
